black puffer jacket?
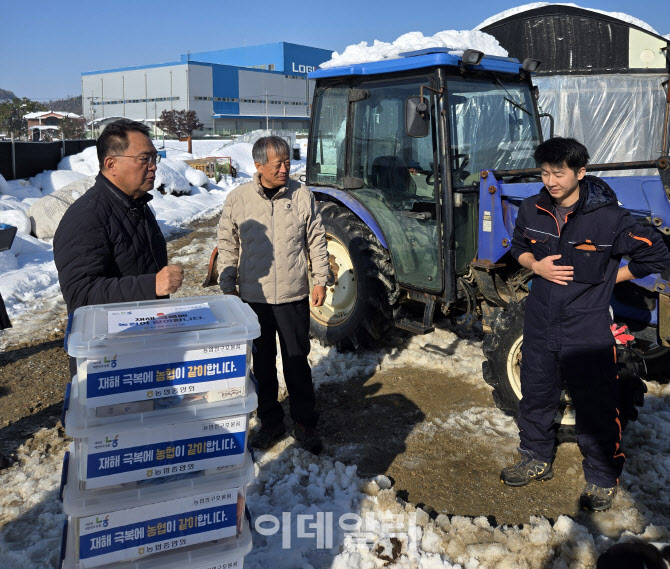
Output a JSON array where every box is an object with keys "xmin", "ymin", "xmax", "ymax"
[{"xmin": 54, "ymin": 173, "xmax": 168, "ymax": 314}]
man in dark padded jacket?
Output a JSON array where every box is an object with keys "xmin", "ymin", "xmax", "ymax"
[
  {"xmin": 54, "ymin": 119, "xmax": 183, "ymax": 373},
  {"xmin": 500, "ymin": 137, "xmax": 670, "ymax": 512}
]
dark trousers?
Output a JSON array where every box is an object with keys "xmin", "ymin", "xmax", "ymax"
[
  {"xmin": 248, "ymin": 298, "xmax": 318, "ymax": 428},
  {"xmin": 518, "ymin": 341, "xmax": 624, "ymax": 488}
]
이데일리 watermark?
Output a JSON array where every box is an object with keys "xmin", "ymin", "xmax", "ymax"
[{"xmin": 254, "ymin": 511, "xmax": 420, "ymax": 551}]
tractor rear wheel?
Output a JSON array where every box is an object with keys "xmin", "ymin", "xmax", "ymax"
[
  {"xmin": 482, "ymin": 299, "xmax": 577, "ymax": 442},
  {"xmin": 309, "ymin": 202, "xmax": 397, "ymax": 349},
  {"xmin": 482, "ymin": 299, "xmax": 648, "ymax": 443}
]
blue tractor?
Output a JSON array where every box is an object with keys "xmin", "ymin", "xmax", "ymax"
[{"xmin": 305, "ymin": 48, "xmax": 670, "ymax": 437}]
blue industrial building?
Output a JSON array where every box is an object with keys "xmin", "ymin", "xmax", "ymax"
[{"xmin": 81, "ymin": 42, "xmax": 334, "ymax": 134}]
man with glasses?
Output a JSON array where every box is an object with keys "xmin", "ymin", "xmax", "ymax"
[{"xmin": 55, "ymin": 119, "xmax": 183, "ymax": 374}]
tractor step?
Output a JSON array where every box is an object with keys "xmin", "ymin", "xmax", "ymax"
[
  {"xmin": 394, "ymin": 318, "xmax": 435, "ymax": 334},
  {"xmin": 394, "ymin": 296, "xmax": 436, "ymax": 334}
]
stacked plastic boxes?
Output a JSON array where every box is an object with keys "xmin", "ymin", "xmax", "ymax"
[{"xmin": 59, "ymin": 295, "xmax": 260, "ymax": 569}]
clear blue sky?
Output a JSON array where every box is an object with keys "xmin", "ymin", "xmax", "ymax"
[{"xmin": 1, "ymin": 0, "xmax": 668, "ymax": 101}]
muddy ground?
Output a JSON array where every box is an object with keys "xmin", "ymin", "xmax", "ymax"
[{"xmin": 0, "ymin": 212, "xmax": 648, "ymax": 527}]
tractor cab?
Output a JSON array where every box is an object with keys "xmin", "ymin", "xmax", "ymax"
[{"xmin": 307, "ymin": 48, "xmax": 543, "ymax": 341}]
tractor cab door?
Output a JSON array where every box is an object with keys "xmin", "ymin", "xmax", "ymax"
[
  {"xmin": 445, "ymin": 76, "xmax": 542, "ymax": 271},
  {"xmin": 346, "ymin": 76, "xmax": 443, "ymax": 293}
]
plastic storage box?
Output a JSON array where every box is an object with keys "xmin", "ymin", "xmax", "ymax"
[
  {"xmin": 63, "ymin": 378, "xmax": 257, "ymax": 489},
  {"xmin": 60, "ymin": 446, "xmax": 255, "ymax": 569},
  {"xmin": 66, "ymin": 295, "xmax": 260, "ymax": 419}
]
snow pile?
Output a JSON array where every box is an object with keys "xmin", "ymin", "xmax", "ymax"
[
  {"xmin": 476, "ymin": 3, "xmax": 660, "ymax": 35},
  {"xmin": 57, "ymin": 145, "xmax": 99, "ymax": 176},
  {"xmin": 321, "ymin": 30, "xmax": 507, "ymax": 69},
  {"xmin": 0, "ymin": 208, "xmax": 31, "ymax": 235},
  {"xmin": 1, "ymin": 179, "xmax": 42, "ymax": 200},
  {"xmin": 29, "ymin": 170, "xmax": 87, "ymax": 196},
  {"xmin": 56, "ymin": 144, "xmax": 211, "ymax": 195}
]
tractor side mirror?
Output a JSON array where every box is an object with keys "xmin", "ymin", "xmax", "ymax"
[{"xmin": 405, "ymin": 96, "xmax": 430, "ymax": 138}]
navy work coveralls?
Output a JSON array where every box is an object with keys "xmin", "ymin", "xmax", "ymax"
[{"xmin": 511, "ymin": 176, "xmax": 670, "ymax": 487}]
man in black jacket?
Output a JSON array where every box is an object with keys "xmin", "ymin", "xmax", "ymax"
[
  {"xmin": 500, "ymin": 138, "xmax": 670, "ymax": 511},
  {"xmin": 54, "ymin": 120, "xmax": 183, "ymax": 372}
]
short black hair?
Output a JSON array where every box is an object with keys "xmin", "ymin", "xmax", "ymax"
[
  {"xmin": 252, "ymin": 136, "xmax": 290, "ymax": 165},
  {"xmin": 533, "ymin": 137, "xmax": 590, "ymax": 172},
  {"xmin": 97, "ymin": 119, "xmax": 151, "ymax": 170}
]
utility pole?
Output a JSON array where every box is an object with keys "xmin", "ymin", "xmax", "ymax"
[
  {"xmin": 145, "ymin": 73, "xmax": 148, "ymax": 121},
  {"xmin": 87, "ymin": 95, "xmax": 98, "ymax": 139},
  {"xmin": 265, "ymin": 91, "xmax": 269, "ymax": 130}
]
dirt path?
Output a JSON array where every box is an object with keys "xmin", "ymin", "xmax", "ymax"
[{"xmin": 318, "ymin": 365, "xmax": 588, "ymax": 526}]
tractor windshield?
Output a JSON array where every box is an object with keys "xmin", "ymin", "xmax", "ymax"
[{"xmin": 446, "ymin": 77, "xmax": 541, "ymax": 187}]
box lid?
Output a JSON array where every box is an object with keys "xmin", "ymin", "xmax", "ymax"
[
  {"xmin": 61, "ymin": 443, "xmax": 256, "ymax": 517},
  {"xmin": 67, "ymin": 295, "xmax": 260, "ymax": 357}
]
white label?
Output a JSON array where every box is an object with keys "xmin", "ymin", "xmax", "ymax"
[
  {"xmin": 107, "ymin": 303, "xmax": 217, "ymax": 334},
  {"xmin": 85, "ymin": 343, "xmax": 246, "ymax": 407},
  {"xmin": 82, "ymin": 415, "xmax": 247, "ymax": 488},
  {"xmin": 77, "ymin": 488, "xmax": 240, "ymax": 567},
  {"xmin": 482, "ymin": 211, "xmax": 492, "ymax": 233}
]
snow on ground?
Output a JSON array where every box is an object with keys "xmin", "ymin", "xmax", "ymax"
[
  {"xmin": 475, "ymin": 3, "xmax": 660, "ymax": 35},
  {"xmin": 320, "ymin": 30, "xmax": 507, "ymax": 69}
]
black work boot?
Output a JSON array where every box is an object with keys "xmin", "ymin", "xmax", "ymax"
[
  {"xmin": 500, "ymin": 452, "xmax": 553, "ymax": 487},
  {"xmin": 580, "ymin": 483, "xmax": 617, "ymax": 512},
  {"xmin": 250, "ymin": 421, "xmax": 287, "ymax": 450},
  {"xmin": 293, "ymin": 423, "xmax": 323, "ymax": 455}
]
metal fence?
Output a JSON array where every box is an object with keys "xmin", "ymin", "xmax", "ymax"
[{"xmin": 0, "ymin": 139, "xmax": 96, "ymax": 181}]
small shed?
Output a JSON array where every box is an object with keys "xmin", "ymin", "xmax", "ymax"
[{"xmin": 479, "ymin": 4, "xmax": 670, "ymax": 165}]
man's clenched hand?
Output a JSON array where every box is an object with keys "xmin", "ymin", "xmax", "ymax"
[{"xmin": 156, "ymin": 265, "xmax": 184, "ymax": 295}]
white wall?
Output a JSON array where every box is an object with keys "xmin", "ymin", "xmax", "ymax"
[{"xmin": 82, "ymin": 64, "xmax": 214, "ymax": 129}]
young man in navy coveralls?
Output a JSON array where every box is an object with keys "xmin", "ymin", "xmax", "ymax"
[{"xmin": 501, "ymin": 137, "xmax": 670, "ymax": 511}]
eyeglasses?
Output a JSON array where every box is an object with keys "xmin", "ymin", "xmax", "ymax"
[{"xmin": 110, "ymin": 154, "xmax": 161, "ymax": 165}]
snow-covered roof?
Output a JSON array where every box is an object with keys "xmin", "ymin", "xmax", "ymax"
[
  {"xmin": 88, "ymin": 115, "xmax": 125, "ymax": 125},
  {"xmin": 23, "ymin": 110, "xmax": 82, "ymax": 120},
  {"xmin": 476, "ymin": 3, "xmax": 659, "ymax": 35},
  {"xmin": 320, "ymin": 30, "xmax": 507, "ymax": 69},
  {"xmin": 29, "ymin": 125, "xmax": 60, "ymax": 131}
]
